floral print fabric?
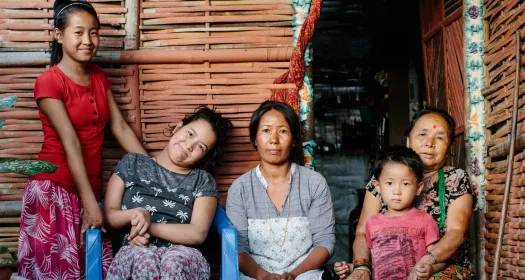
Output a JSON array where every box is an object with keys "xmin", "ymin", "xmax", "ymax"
[
  {"xmin": 114, "ymin": 153, "xmax": 217, "ymax": 247},
  {"xmin": 430, "ymin": 264, "xmax": 472, "ymax": 280},
  {"xmin": 106, "ymin": 245, "xmax": 210, "ymax": 280},
  {"xmin": 18, "ymin": 180, "xmax": 113, "ymax": 280}
]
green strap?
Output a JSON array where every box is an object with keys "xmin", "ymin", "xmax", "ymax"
[{"xmin": 438, "ymin": 168, "xmax": 446, "ymax": 230}]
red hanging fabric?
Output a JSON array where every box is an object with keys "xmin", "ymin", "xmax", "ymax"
[{"xmin": 270, "ymin": 0, "xmax": 322, "ymax": 114}]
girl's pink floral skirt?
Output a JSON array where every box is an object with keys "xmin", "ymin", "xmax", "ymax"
[{"xmin": 18, "ymin": 180, "xmax": 112, "ymax": 280}]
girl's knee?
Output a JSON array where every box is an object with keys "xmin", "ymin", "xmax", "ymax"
[
  {"xmin": 115, "ymin": 245, "xmax": 134, "ymax": 255},
  {"xmin": 160, "ymin": 248, "xmax": 185, "ymax": 269},
  {"xmin": 115, "ymin": 246, "xmax": 159, "ymax": 267},
  {"xmin": 108, "ymin": 246, "xmax": 161, "ymax": 280},
  {"xmin": 131, "ymin": 247, "xmax": 161, "ymax": 279},
  {"xmin": 162, "ymin": 246, "xmax": 205, "ymax": 263},
  {"xmin": 160, "ymin": 246, "xmax": 210, "ymax": 278},
  {"xmin": 132, "ymin": 247, "xmax": 158, "ymax": 264}
]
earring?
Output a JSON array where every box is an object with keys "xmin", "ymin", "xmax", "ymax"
[{"xmin": 57, "ymin": 39, "xmax": 62, "ymax": 44}]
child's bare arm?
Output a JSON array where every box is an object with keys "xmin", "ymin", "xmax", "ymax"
[{"xmin": 148, "ymin": 196, "xmax": 216, "ymax": 246}]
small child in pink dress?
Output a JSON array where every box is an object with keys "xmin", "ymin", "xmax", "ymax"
[{"xmin": 365, "ymin": 146, "xmax": 445, "ymax": 280}]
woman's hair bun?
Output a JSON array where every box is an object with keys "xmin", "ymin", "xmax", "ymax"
[
  {"xmin": 53, "ymin": 0, "xmax": 93, "ymax": 19},
  {"xmin": 53, "ymin": 0, "xmax": 73, "ymax": 14}
]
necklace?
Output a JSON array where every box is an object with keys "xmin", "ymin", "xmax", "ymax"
[
  {"xmin": 253, "ymin": 165, "xmax": 298, "ymax": 247},
  {"xmin": 153, "ymin": 156, "xmax": 192, "ymax": 187},
  {"xmin": 266, "ymin": 183, "xmax": 292, "ymax": 247}
]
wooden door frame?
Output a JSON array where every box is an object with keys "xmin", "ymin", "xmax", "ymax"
[{"xmin": 420, "ymin": 5, "xmax": 464, "ymax": 133}]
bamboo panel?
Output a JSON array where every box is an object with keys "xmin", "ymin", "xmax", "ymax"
[
  {"xmin": 484, "ymin": 0, "xmax": 525, "ymax": 278},
  {"xmin": 0, "ymin": 202, "xmax": 21, "ymax": 268},
  {"xmin": 99, "ymin": 65, "xmax": 142, "ymax": 195},
  {"xmin": 0, "ymin": 1, "xmax": 127, "ymax": 52},
  {"xmin": 139, "ymin": 0, "xmax": 294, "ymax": 50},
  {"xmin": 0, "ymin": 66, "xmax": 47, "ymax": 203},
  {"xmin": 139, "ymin": 61, "xmax": 291, "ymax": 203}
]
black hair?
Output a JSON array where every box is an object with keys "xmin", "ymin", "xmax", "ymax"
[
  {"xmin": 165, "ymin": 107, "xmax": 232, "ymax": 170},
  {"xmin": 249, "ymin": 101, "xmax": 301, "ymax": 162},
  {"xmin": 51, "ymin": 0, "xmax": 100, "ymax": 65},
  {"xmin": 405, "ymin": 107, "xmax": 456, "ymax": 146},
  {"xmin": 372, "ymin": 146, "xmax": 424, "ymax": 183}
]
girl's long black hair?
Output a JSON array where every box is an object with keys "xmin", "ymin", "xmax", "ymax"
[{"xmin": 51, "ymin": 0, "xmax": 100, "ymax": 65}]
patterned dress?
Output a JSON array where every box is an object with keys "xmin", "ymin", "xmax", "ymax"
[
  {"xmin": 367, "ymin": 167, "xmax": 477, "ymax": 279},
  {"xmin": 106, "ymin": 153, "xmax": 217, "ymax": 280}
]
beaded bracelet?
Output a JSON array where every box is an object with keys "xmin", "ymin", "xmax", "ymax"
[{"xmin": 427, "ymin": 252, "xmax": 438, "ymax": 264}]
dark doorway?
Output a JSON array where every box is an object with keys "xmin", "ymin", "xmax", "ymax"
[{"xmin": 311, "ymin": 0, "xmax": 426, "ymax": 270}]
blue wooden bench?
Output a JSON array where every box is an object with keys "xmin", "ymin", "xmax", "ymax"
[{"xmin": 85, "ymin": 206, "xmax": 239, "ymax": 280}]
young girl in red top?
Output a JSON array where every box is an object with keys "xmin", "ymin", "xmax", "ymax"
[{"xmin": 18, "ymin": 1, "xmax": 147, "ymax": 279}]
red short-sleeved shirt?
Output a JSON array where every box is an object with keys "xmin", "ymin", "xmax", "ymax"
[{"xmin": 31, "ymin": 64, "xmax": 111, "ymax": 201}]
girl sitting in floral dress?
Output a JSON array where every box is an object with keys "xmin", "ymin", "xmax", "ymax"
[{"xmin": 104, "ymin": 107, "xmax": 231, "ymax": 280}]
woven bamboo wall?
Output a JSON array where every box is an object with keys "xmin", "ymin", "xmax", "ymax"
[
  {"xmin": 139, "ymin": 1, "xmax": 294, "ymax": 50},
  {"xmin": 483, "ymin": 0, "xmax": 525, "ymax": 278},
  {"xmin": 137, "ymin": 62, "xmax": 290, "ymax": 202},
  {"xmin": 136, "ymin": 0, "xmax": 294, "ymax": 202},
  {"xmin": 0, "ymin": 0, "xmax": 296, "ymax": 274},
  {"xmin": 0, "ymin": 1, "xmax": 127, "ymax": 51}
]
